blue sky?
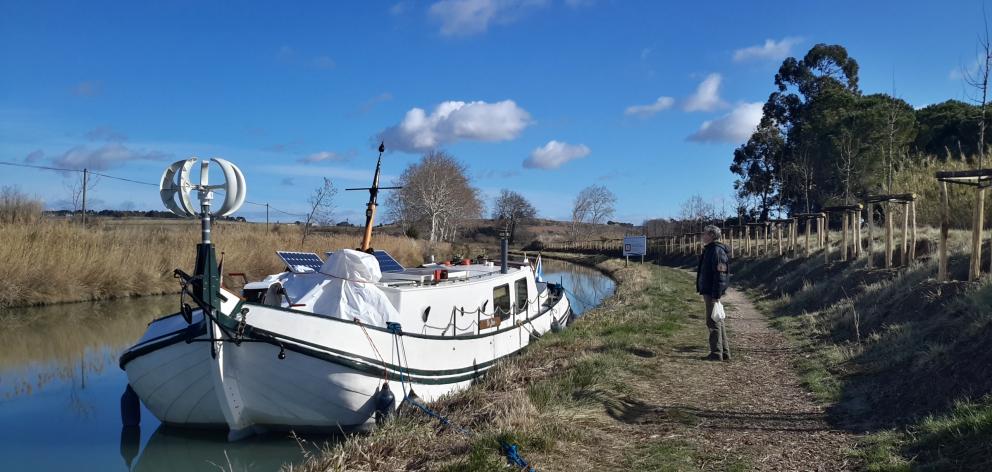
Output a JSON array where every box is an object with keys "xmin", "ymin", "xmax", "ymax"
[{"xmin": 0, "ymin": 0, "xmax": 986, "ymax": 223}]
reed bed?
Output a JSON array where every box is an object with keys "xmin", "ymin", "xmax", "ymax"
[{"xmin": 0, "ymin": 221, "xmax": 447, "ymax": 309}]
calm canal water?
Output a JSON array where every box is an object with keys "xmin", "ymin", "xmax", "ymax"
[{"xmin": 0, "ymin": 260, "xmax": 613, "ymax": 471}]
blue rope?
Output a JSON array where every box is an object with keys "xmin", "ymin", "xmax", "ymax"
[
  {"xmin": 500, "ymin": 440, "xmax": 535, "ymax": 472},
  {"xmin": 391, "ymin": 319, "xmax": 536, "ymax": 470},
  {"xmin": 401, "ymin": 394, "xmax": 473, "ymax": 436},
  {"xmin": 401, "ymin": 394, "xmax": 536, "ymax": 470}
]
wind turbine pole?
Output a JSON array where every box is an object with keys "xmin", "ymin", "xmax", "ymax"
[
  {"xmin": 360, "ymin": 143, "xmax": 385, "ymax": 252},
  {"xmin": 347, "ymin": 142, "xmax": 401, "ymax": 253}
]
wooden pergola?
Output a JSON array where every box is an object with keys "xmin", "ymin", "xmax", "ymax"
[
  {"xmin": 822, "ymin": 204, "xmax": 864, "ymax": 262},
  {"xmin": 862, "ymin": 193, "xmax": 917, "ymax": 269},
  {"xmin": 793, "ymin": 212, "xmax": 826, "ymax": 256},
  {"xmin": 936, "ymin": 169, "xmax": 992, "ymax": 281}
]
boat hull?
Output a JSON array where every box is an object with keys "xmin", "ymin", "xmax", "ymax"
[{"xmin": 121, "ymin": 290, "xmax": 571, "ymax": 432}]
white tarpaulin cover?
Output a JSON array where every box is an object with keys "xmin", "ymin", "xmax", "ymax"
[{"xmin": 267, "ymin": 249, "xmax": 399, "ymax": 326}]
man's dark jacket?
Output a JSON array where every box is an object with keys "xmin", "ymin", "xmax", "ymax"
[{"xmin": 696, "ymin": 241, "xmax": 730, "ymax": 299}]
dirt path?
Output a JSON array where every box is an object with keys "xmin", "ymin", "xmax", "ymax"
[{"xmin": 624, "ymin": 285, "xmax": 862, "ymax": 471}]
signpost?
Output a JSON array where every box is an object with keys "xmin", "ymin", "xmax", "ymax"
[{"xmin": 623, "ymin": 235, "xmax": 647, "ymax": 266}]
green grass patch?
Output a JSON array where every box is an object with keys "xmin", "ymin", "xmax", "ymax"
[{"xmin": 624, "ymin": 438, "xmax": 752, "ymax": 472}]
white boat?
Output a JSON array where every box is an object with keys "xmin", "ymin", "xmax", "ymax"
[{"xmin": 119, "ymin": 149, "xmax": 571, "ymax": 439}]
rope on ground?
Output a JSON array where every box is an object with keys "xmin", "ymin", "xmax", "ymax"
[{"xmin": 500, "ymin": 440, "xmax": 536, "ymax": 472}]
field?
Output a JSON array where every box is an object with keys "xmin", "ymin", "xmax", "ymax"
[{"xmin": 0, "ymin": 219, "xmax": 451, "ymax": 309}]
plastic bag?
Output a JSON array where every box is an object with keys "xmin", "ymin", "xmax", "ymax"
[{"xmin": 711, "ymin": 300, "xmax": 726, "ymax": 321}]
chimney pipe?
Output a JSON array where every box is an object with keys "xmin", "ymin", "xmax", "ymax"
[{"xmin": 500, "ymin": 232, "xmax": 509, "ymax": 274}]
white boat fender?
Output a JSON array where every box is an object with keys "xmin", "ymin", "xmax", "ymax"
[
  {"xmin": 120, "ymin": 384, "xmax": 140, "ymax": 427},
  {"xmin": 375, "ymin": 382, "xmax": 396, "ymax": 426}
]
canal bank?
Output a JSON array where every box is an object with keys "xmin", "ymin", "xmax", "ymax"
[
  {"xmin": 291, "ymin": 253, "xmax": 862, "ymax": 471},
  {"xmin": 290, "ymin": 255, "xmax": 703, "ymax": 471}
]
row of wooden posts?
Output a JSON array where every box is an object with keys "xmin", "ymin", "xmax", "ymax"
[
  {"xmin": 548, "ymin": 170, "xmax": 992, "ymax": 283},
  {"xmin": 546, "ymin": 193, "xmax": 936, "ymax": 274},
  {"xmin": 547, "ymin": 202, "xmax": 913, "ymax": 264}
]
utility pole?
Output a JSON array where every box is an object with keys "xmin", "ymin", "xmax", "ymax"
[
  {"xmin": 81, "ymin": 168, "xmax": 88, "ymax": 226},
  {"xmin": 265, "ymin": 203, "xmax": 269, "ymax": 231}
]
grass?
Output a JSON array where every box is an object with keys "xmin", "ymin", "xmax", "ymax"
[
  {"xmin": 687, "ymin": 226, "xmax": 992, "ymax": 471},
  {"xmin": 0, "ymin": 219, "xmax": 449, "ymax": 309},
  {"xmin": 284, "ymin": 253, "xmax": 729, "ymax": 471}
]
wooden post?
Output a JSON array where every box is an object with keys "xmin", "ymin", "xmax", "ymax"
[
  {"xmin": 885, "ymin": 202, "xmax": 894, "ymax": 269},
  {"xmin": 970, "ymin": 187, "xmax": 985, "ymax": 281},
  {"xmin": 729, "ymin": 228, "xmax": 735, "ymax": 258},
  {"xmin": 841, "ymin": 211, "xmax": 849, "ymax": 261},
  {"xmin": 744, "ymin": 226, "xmax": 750, "ymax": 256},
  {"xmin": 939, "ymin": 181, "xmax": 949, "ymax": 281},
  {"xmin": 823, "ymin": 214, "xmax": 829, "ymax": 249},
  {"xmin": 777, "ymin": 223, "xmax": 783, "ymax": 256},
  {"xmin": 854, "ymin": 210, "xmax": 862, "ymax": 258},
  {"xmin": 81, "ymin": 168, "xmax": 88, "ymax": 226},
  {"xmin": 804, "ymin": 218, "xmax": 811, "ymax": 256},
  {"xmin": 901, "ymin": 202, "xmax": 910, "ymax": 267},
  {"xmin": 764, "ymin": 224, "xmax": 770, "ymax": 256},
  {"xmin": 823, "ymin": 214, "xmax": 830, "ymax": 263},
  {"xmin": 910, "ymin": 200, "xmax": 917, "ymax": 264},
  {"xmin": 866, "ymin": 203, "xmax": 874, "ymax": 269}
]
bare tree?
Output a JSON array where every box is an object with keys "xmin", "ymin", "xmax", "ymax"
[
  {"xmin": 492, "ymin": 189, "xmax": 536, "ymax": 245},
  {"xmin": 787, "ymin": 145, "xmax": 816, "ymax": 213},
  {"xmin": 387, "ymin": 151, "xmax": 483, "ymax": 243},
  {"xmin": 570, "ymin": 184, "xmax": 616, "ymax": 238},
  {"xmin": 679, "ymin": 195, "xmax": 715, "ymax": 232},
  {"xmin": 302, "ymin": 177, "xmax": 337, "ymax": 244},
  {"xmin": 965, "ymin": 10, "xmax": 992, "ymax": 169},
  {"xmin": 63, "ymin": 173, "xmax": 99, "ymax": 216}
]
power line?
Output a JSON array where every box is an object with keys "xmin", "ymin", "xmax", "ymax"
[{"xmin": 2, "ymin": 159, "xmax": 309, "ymax": 218}]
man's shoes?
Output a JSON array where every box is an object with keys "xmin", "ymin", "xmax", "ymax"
[
  {"xmin": 702, "ymin": 353, "xmax": 721, "ymax": 361},
  {"xmin": 722, "ymin": 353, "xmax": 731, "ymax": 362}
]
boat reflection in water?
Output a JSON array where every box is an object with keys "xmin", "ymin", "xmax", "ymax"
[
  {"xmin": 0, "ymin": 296, "xmax": 317, "ymax": 471},
  {"xmin": 539, "ymin": 257, "xmax": 616, "ymax": 319},
  {"xmin": 129, "ymin": 426, "xmax": 326, "ymax": 472}
]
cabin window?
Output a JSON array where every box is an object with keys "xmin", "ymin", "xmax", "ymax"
[
  {"xmin": 493, "ymin": 284, "xmax": 511, "ymax": 319},
  {"xmin": 514, "ymin": 278, "xmax": 528, "ymax": 314}
]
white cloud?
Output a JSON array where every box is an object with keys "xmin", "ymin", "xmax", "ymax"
[
  {"xmin": 523, "ymin": 140, "xmax": 590, "ymax": 169},
  {"xmin": 950, "ymin": 55, "xmax": 984, "ymax": 80},
  {"xmin": 311, "ymin": 55, "xmax": 335, "ymax": 70},
  {"xmin": 379, "ymin": 99, "xmax": 532, "ymax": 153},
  {"xmin": 72, "ymin": 80, "xmax": 102, "ymax": 97},
  {"xmin": 683, "ymin": 73, "xmax": 726, "ymax": 112},
  {"xmin": 85, "ymin": 125, "xmax": 127, "ymax": 142},
  {"xmin": 299, "ymin": 151, "xmax": 345, "ymax": 164},
  {"xmin": 24, "ymin": 149, "xmax": 44, "ymax": 163},
  {"xmin": 733, "ymin": 37, "xmax": 802, "ymax": 63},
  {"xmin": 52, "ymin": 143, "xmax": 171, "ymax": 171},
  {"xmin": 260, "ymin": 164, "xmax": 396, "ymax": 183},
  {"xmin": 428, "ymin": 0, "xmax": 549, "ymax": 36},
  {"xmin": 687, "ymin": 102, "xmax": 763, "ymax": 144},
  {"xmin": 624, "ymin": 96, "xmax": 675, "ymax": 117},
  {"xmin": 390, "ymin": 1, "xmax": 411, "ymax": 15}
]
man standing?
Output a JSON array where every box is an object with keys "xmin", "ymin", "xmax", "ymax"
[{"xmin": 696, "ymin": 225, "xmax": 731, "ymax": 361}]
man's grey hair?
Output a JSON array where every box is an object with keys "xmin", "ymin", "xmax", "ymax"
[{"xmin": 703, "ymin": 225, "xmax": 722, "ymax": 240}]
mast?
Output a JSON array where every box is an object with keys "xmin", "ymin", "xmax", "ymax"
[{"xmin": 347, "ymin": 142, "xmax": 401, "ymax": 252}]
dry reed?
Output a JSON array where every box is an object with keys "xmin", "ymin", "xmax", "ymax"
[{"xmin": 0, "ymin": 221, "xmax": 448, "ymax": 309}]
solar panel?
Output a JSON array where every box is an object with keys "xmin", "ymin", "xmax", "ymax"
[
  {"xmin": 276, "ymin": 251, "xmax": 324, "ymax": 273},
  {"xmin": 373, "ymin": 250, "xmax": 404, "ymax": 273}
]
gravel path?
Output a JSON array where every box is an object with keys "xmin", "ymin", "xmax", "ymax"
[{"xmin": 621, "ymin": 286, "xmax": 863, "ymax": 471}]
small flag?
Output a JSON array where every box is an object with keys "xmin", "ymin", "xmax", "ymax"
[{"xmin": 535, "ymin": 254, "xmax": 544, "ymax": 283}]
